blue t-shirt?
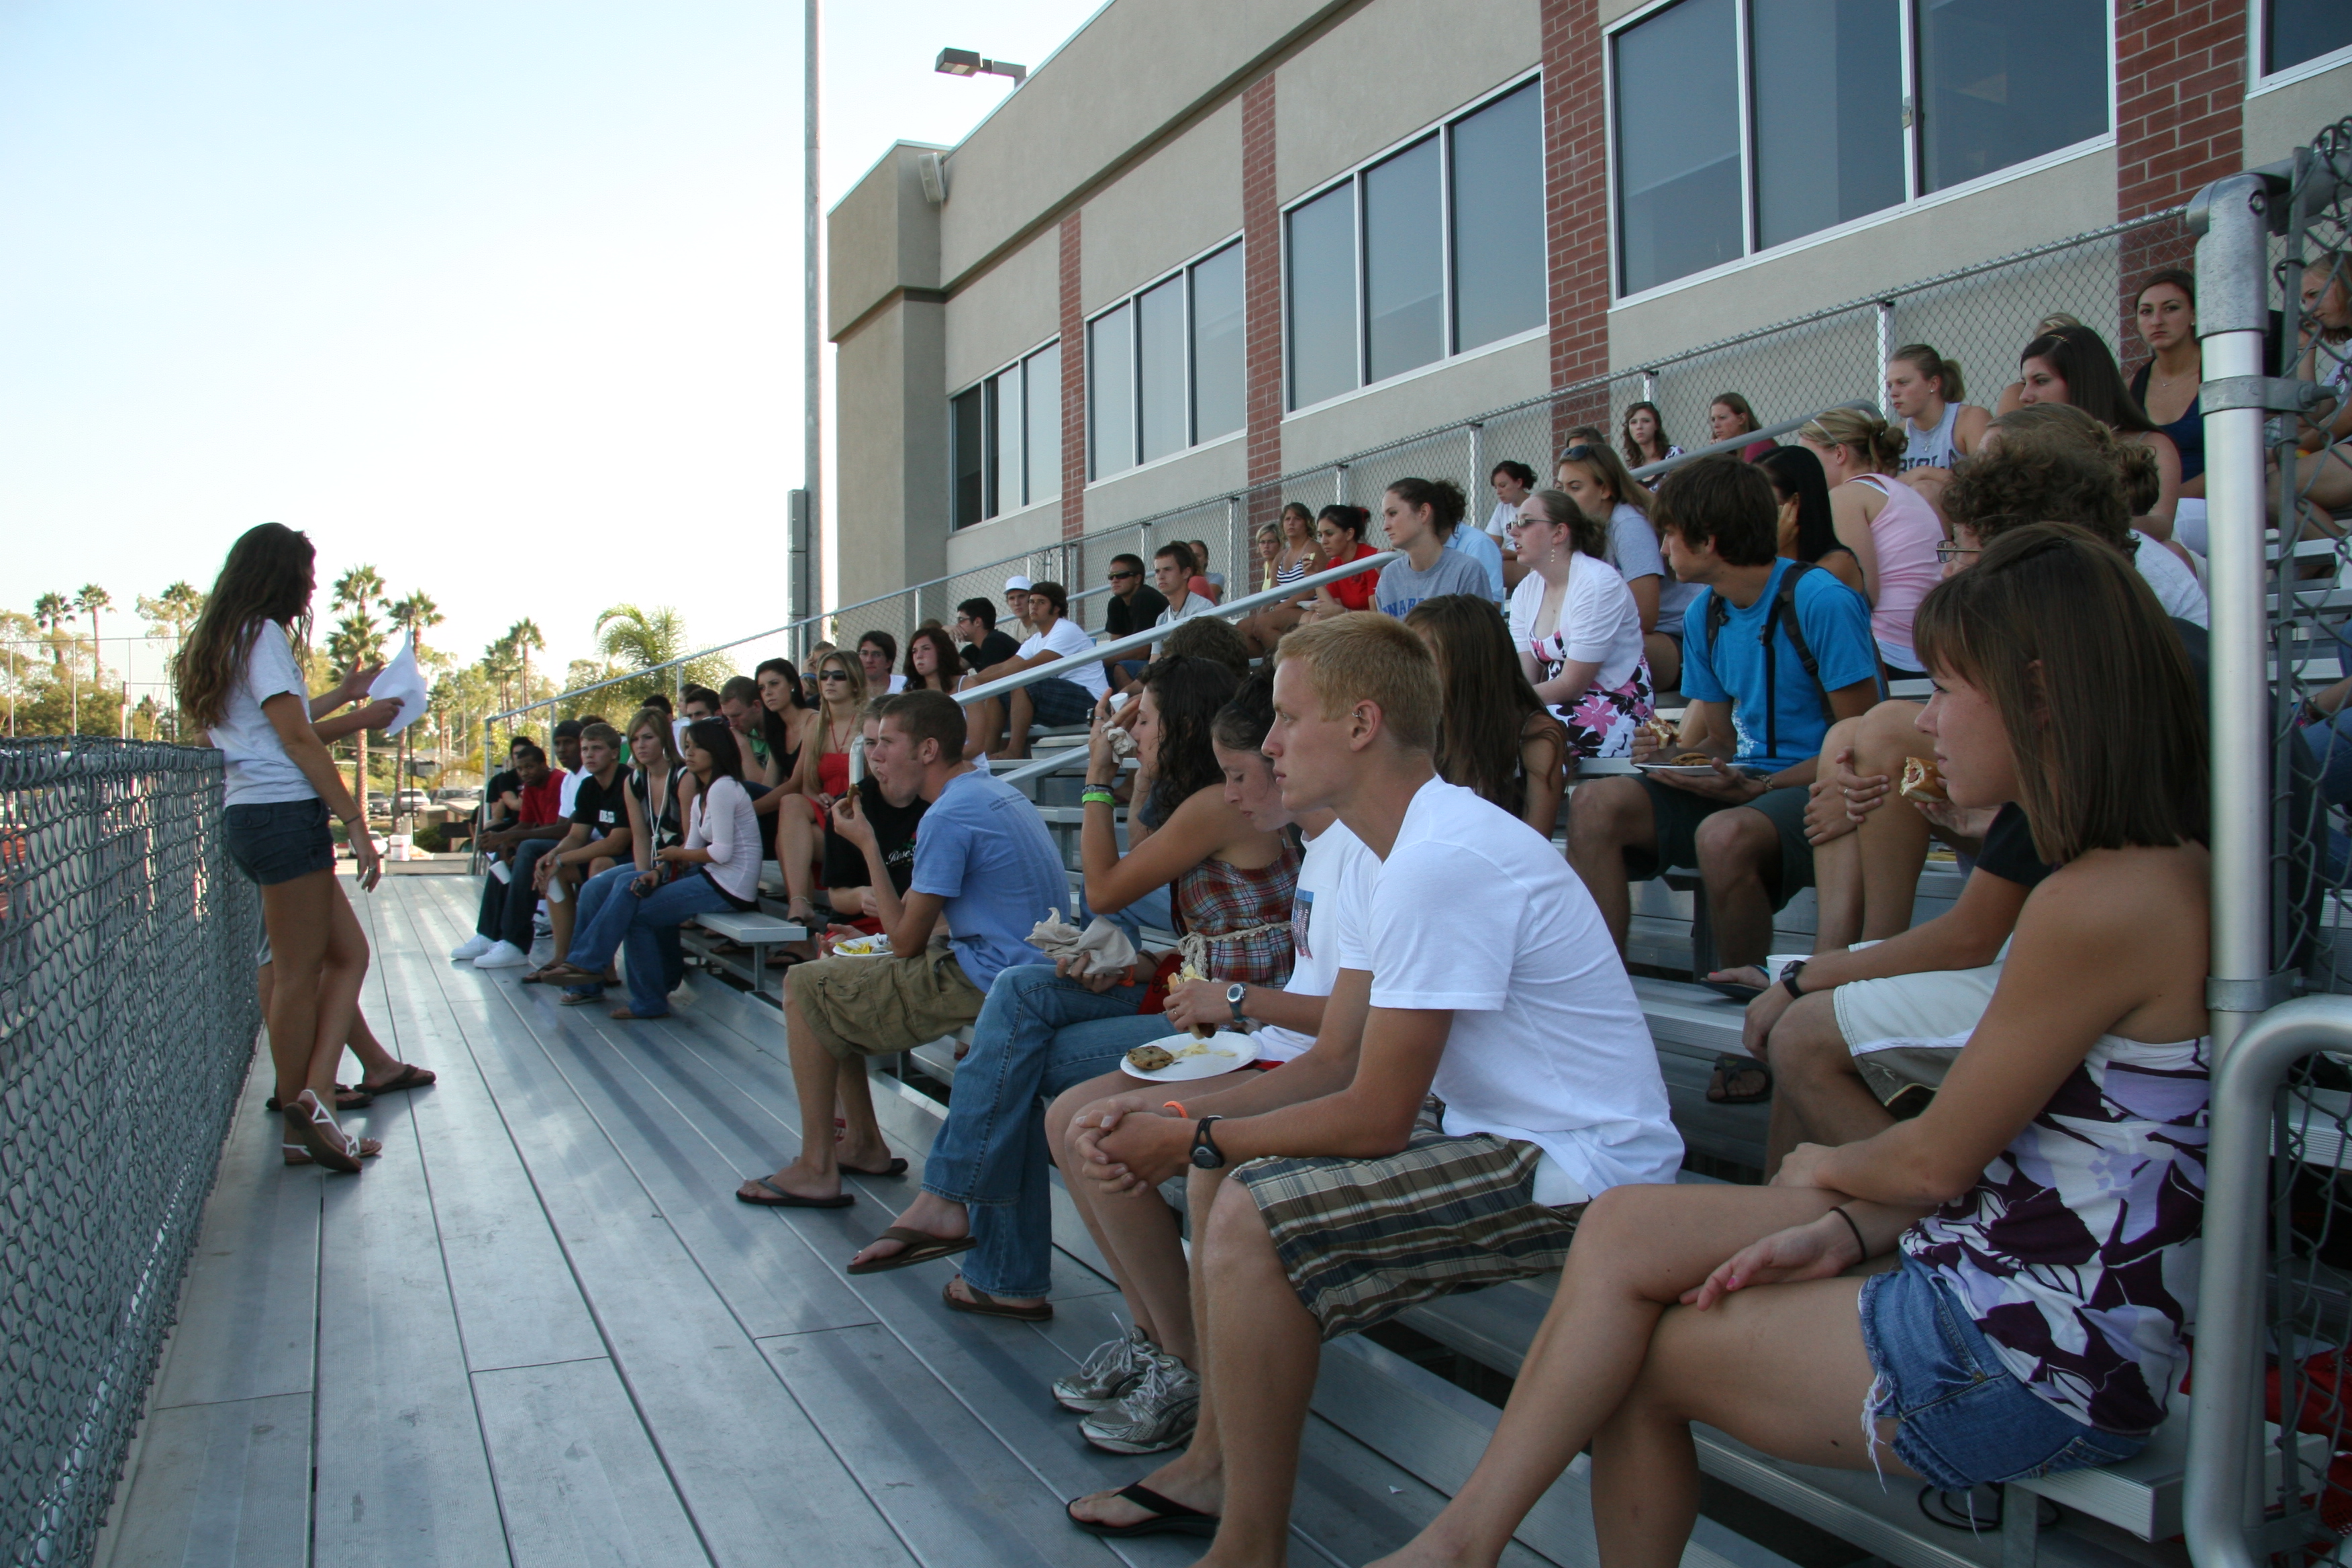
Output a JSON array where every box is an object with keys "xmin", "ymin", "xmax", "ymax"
[
  {"xmin": 1444, "ymin": 524, "xmax": 1507, "ymax": 603},
  {"xmin": 1677, "ymin": 558, "xmax": 1879, "ymax": 773},
  {"xmin": 908, "ymin": 769, "xmax": 1069, "ymax": 989}
]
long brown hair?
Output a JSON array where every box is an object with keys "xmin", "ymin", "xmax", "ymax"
[
  {"xmin": 903, "ymin": 626, "xmax": 962, "ymax": 693},
  {"xmin": 1403, "ymin": 595, "xmax": 1558, "ymax": 810},
  {"xmin": 177, "ymin": 523, "xmax": 316, "ymax": 729},
  {"xmin": 1911, "ymin": 522, "xmax": 2204, "ymax": 864}
]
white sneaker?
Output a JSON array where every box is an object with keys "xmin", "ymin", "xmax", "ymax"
[
  {"xmin": 473, "ymin": 940, "xmax": 530, "ymax": 969},
  {"xmin": 449, "ymin": 933, "xmax": 493, "ymax": 961},
  {"xmin": 1079, "ymin": 1349, "xmax": 1199, "ymax": 1455},
  {"xmin": 1052, "ymin": 1326, "xmax": 1152, "ymax": 1413}
]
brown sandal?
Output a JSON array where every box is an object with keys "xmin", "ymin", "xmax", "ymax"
[
  {"xmin": 940, "ymin": 1275, "xmax": 1052, "ymax": 1321},
  {"xmin": 359, "ymin": 1063, "xmax": 436, "ymax": 1095},
  {"xmin": 266, "ymin": 1083, "xmax": 372, "ymax": 1113}
]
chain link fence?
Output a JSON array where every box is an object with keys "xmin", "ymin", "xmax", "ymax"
[{"xmin": 0, "ymin": 740, "xmax": 259, "ymax": 1568}]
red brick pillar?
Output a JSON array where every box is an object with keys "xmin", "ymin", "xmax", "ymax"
[
  {"xmin": 1543, "ymin": 0, "xmax": 1614, "ymax": 441},
  {"xmin": 1059, "ymin": 210, "xmax": 1087, "ymax": 540},
  {"xmin": 1242, "ymin": 74, "xmax": 1283, "ymax": 523},
  {"xmin": 2115, "ymin": 0, "xmax": 2247, "ymax": 373}
]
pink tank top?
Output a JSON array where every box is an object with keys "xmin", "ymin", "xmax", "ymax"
[{"xmin": 1853, "ymin": 474, "xmax": 1943, "ymax": 672}]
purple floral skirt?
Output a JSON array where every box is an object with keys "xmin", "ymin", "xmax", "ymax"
[{"xmin": 1553, "ymin": 660, "xmax": 1656, "ymax": 759}]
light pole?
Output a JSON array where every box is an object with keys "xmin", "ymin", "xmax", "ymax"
[{"xmin": 804, "ymin": 0, "xmax": 822, "ymax": 642}]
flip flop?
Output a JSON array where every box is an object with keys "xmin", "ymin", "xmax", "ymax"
[
  {"xmin": 844, "ymin": 1226, "xmax": 977, "ymax": 1276},
  {"xmin": 1066, "ymin": 1483, "xmax": 1220, "ymax": 1539},
  {"xmin": 735, "ymin": 1176, "xmax": 853, "ymax": 1209},
  {"xmin": 940, "ymin": 1275, "xmax": 1051, "ymax": 1320},
  {"xmin": 359, "ymin": 1063, "xmax": 436, "ymax": 1095},
  {"xmin": 840, "ymin": 1157, "xmax": 910, "ymax": 1178},
  {"xmin": 266, "ymin": 1084, "xmax": 373, "ymax": 1113},
  {"xmin": 1701, "ymin": 979, "xmax": 1765, "ymax": 1003},
  {"xmin": 1706, "ymin": 1053, "xmax": 1774, "ymax": 1105}
]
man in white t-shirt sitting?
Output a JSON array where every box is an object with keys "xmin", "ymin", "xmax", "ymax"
[
  {"xmin": 967, "ymin": 579, "xmax": 1110, "ymax": 761},
  {"xmin": 1148, "ymin": 543, "xmax": 1216, "ymax": 657},
  {"xmin": 1061, "ymin": 613, "xmax": 1680, "ymax": 1551}
]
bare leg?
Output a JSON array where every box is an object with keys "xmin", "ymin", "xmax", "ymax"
[
  {"xmin": 1644, "ymin": 631, "xmax": 1681, "ymax": 693},
  {"xmin": 999, "ymin": 687, "xmax": 1037, "ymax": 761},
  {"xmin": 544, "ymin": 863, "xmax": 580, "ymax": 963},
  {"xmin": 254, "ymin": 966, "xmax": 404, "ymax": 1085},
  {"xmin": 309, "ymin": 881, "xmax": 373, "ymax": 1101},
  {"xmin": 1693, "ymin": 807, "xmax": 1781, "ymax": 970},
  {"xmin": 775, "ymin": 803, "xmax": 823, "ymax": 929},
  {"xmin": 1849, "ymin": 703, "xmax": 1938, "ymax": 941},
  {"xmin": 1760, "ymin": 994, "xmax": 1892, "ymax": 1174},
  {"xmin": 1808, "ymin": 720, "xmax": 1867, "ymax": 952},
  {"xmin": 258, "ymin": 870, "xmax": 335, "ymax": 1105},
  {"xmin": 1567, "ymin": 777, "xmax": 1657, "ymax": 954},
  {"xmin": 739, "ymin": 980, "xmax": 888, "ymax": 1201}
]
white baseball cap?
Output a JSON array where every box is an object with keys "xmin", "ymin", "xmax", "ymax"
[{"xmin": 1004, "ymin": 575, "xmax": 1034, "ymax": 592}]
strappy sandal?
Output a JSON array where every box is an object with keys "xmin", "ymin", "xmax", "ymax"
[
  {"xmin": 1706, "ymin": 1055, "xmax": 1773, "ymax": 1105},
  {"xmin": 1065, "ymin": 1482, "xmax": 1220, "ymax": 1538},
  {"xmin": 283, "ymin": 1090, "xmax": 362, "ymax": 1174},
  {"xmin": 284, "ymin": 1135, "xmax": 383, "ymax": 1166}
]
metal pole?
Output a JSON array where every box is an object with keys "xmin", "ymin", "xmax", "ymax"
[
  {"xmin": 1467, "ymin": 422, "xmax": 1484, "ymax": 510},
  {"xmin": 1875, "ymin": 301, "xmax": 1896, "ymax": 420},
  {"xmin": 804, "ymin": 0, "xmax": 824, "ymax": 630}
]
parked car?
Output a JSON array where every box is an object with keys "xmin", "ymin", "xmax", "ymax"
[
  {"xmin": 366, "ymin": 792, "xmax": 393, "ymax": 817},
  {"xmin": 434, "ymin": 787, "xmax": 483, "ymax": 804},
  {"xmin": 393, "ymin": 789, "xmax": 431, "ymax": 813}
]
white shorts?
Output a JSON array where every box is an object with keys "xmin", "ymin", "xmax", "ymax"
[{"xmin": 1834, "ymin": 958, "xmax": 2002, "ymax": 1104}]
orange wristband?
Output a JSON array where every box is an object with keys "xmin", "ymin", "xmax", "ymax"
[{"xmin": 1161, "ymin": 1101, "xmax": 1186, "ymax": 1118}]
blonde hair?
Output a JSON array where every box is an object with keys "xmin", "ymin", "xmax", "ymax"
[
  {"xmin": 1273, "ymin": 614, "xmax": 1440, "ymax": 754},
  {"xmin": 1800, "ymin": 407, "xmax": 1908, "ymax": 473}
]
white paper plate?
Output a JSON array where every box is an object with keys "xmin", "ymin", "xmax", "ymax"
[
  {"xmin": 1120, "ymin": 1030, "xmax": 1256, "ymax": 1083},
  {"xmin": 1635, "ymin": 763, "xmax": 1725, "ymax": 777},
  {"xmin": 829, "ymin": 934, "xmax": 893, "ymax": 958}
]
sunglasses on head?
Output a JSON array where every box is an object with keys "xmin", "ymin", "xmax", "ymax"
[{"xmin": 1559, "ymin": 444, "xmax": 1600, "ymax": 464}]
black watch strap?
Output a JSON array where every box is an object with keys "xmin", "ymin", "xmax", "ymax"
[
  {"xmin": 1191, "ymin": 1116, "xmax": 1226, "ymax": 1169},
  {"xmin": 1781, "ymin": 960, "xmax": 1808, "ymax": 1000}
]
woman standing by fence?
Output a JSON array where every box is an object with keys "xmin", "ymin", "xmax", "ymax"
[{"xmin": 179, "ymin": 522, "xmax": 385, "ymax": 1174}]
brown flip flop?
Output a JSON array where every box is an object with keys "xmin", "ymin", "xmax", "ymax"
[
  {"xmin": 266, "ymin": 1083, "xmax": 372, "ymax": 1113},
  {"xmin": 844, "ymin": 1226, "xmax": 977, "ymax": 1275},
  {"xmin": 735, "ymin": 1176, "xmax": 853, "ymax": 1209},
  {"xmin": 360, "ymin": 1063, "xmax": 436, "ymax": 1095},
  {"xmin": 940, "ymin": 1275, "xmax": 1051, "ymax": 1320}
]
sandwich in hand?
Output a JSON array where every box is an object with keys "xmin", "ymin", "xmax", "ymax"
[{"xmin": 1899, "ymin": 757, "xmax": 1947, "ymax": 803}]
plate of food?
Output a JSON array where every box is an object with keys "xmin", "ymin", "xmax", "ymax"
[
  {"xmin": 829, "ymin": 932, "xmax": 893, "ymax": 958},
  {"xmin": 1636, "ymin": 751, "xmax": 1729, "ymax": 776},
  {"xmin": 1121, "ymin": 1031, "xmax": 1255, "ymax": 1083}
]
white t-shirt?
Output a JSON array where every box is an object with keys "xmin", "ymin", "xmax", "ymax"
[
  {"xmin": 1021, "ymin": 619, "xmax": 1110, "ymax": 698},
  {"xmin": 1508, "ymin": 555, "xmax": 1647, "ymax": 693},
  {"xmin": 1484, "ymin": 499, "xmax": 1520, "ymax": 542},
  {"xmin": 1150, "ymin": 592, "xmax": 1215, "ymax": 657},
  {"xmin": 2133, "ymin": 533, "xmax": 2209, "ymax": 628},
  {"xmin": 557, "ymin": 769, "xmax": 583, "ymax": 818},
  {"xmin": 1335, "ymin": 779, "xmax": 1682, "ymax": 1198},
  {"xmin": 209, "ymin": 621, "xmax": 316, "ymax": 807},
  {"xmin": 1251, "ymin": 820, "xmax": 1371, "ymax": 1063}
]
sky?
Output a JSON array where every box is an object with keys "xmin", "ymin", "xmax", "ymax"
[{"xmin": 0, "ymin": 0, "xmax": 1101, "ymax": 694}]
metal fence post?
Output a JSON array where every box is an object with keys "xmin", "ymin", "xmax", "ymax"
[
  {"xmin": 1875, "ymin": 300, "xmax": 1896, "ymax": 419},
  {"xmin": 1467, "ymin": 422, "xmax": 1484, "ymax": 505}
]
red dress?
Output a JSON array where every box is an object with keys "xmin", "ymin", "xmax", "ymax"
[{"xmin": 1326, "ymin": 543, "xmax": 1382, "ymax": 611}]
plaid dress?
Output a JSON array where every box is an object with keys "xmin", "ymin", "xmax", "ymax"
[{"xmin": 1173, "ymin": 837, "xmax": 1302, "ymax": 987}]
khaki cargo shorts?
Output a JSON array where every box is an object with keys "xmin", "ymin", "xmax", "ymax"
[{"xmin": 787, "ymin": 948, "xmax": 986, "ymax": 1062}]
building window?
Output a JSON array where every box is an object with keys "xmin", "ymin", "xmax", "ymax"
[
  {"xmin": 1087, "ymin": 240, "xmax": 1246, "ymax": 480},
  {"xmin": 1612, "ymin": 0, "xmax": 2110, "ymax": 296},
  {"xmin": 1283, "ymin": 78, "xmax": 1545, "ymax": 411},
  {"xmin": 2261, "ymin": 0, "xmax": 2352, "ymax": 77},
  {"xmin": 950, "ymin": 340, "xmax": 1061, "ymax": 530}
]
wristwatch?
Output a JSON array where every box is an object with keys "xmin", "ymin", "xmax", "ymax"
[
  {"xmin": 1781, "ymin": 959, "xmax": 1809, "ymax": 1001},
  {"xmin": 1190, "ymin": 1116, "xmax": 1227, "ymax": 1170},
  {"xmin": 1225, "ymin": 982, "xmax": 1251, "ymax": 1030}
]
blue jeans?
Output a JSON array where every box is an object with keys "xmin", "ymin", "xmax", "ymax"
[
  {"xmin": 562, "ymin": 864, "xmax": 646, "ymax": 993},
  {"xmin": 477, "ymin": 837, "xmax": 558, "ymax": 946},
  {"xmin": 923, "ymin": 963, "xmax": 1171, "ymax": 1298},
  {"xmin": 616, "ymin": 873, "xmax": 732, "ymax": 1016},
  {"xmin": 1859, "ymin": 1255, "xmax": 2146, "ymax": 1489}
]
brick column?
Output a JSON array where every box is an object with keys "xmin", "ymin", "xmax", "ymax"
[
  {"xmin": 1542, "ymin": 0, "xmax": 1614, "ymax": 442},
  {"xmin": 1059, "ymin": 210, "xmax": 1087, "ymax": 540},
  {"xmin": 1242, "ymin": 74, "xmax": 1283, "ymax": 520},
  {"xmin": 2114, "ymin": 0, "xmax": 2247, "ymax": 372}
]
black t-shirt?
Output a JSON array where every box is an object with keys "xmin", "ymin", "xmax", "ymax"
[
  {"xmin": 1973, "ymin": 803, "xmax": 2054, "ymax": 889},
  {"xmin": 628, "ymin": 766, "xmax": 683, "ymax": 850},
  {"xmin": 1104, "ymin": 585, "xmax": 1169, "ymax": 639},
  {"xmin": 962, "ymin": 628, "xmax": 1020, "ymax": 674},
  {"xmin": 569, "ymin": 769, "xmax": 630, "ymax": 843},
  {"xmin": 486, "ymin": 769, "xmax": 520, "ymax": 816},
  {"xmin": 822, "ymin": 777, "xmax": 928, "ymax": 893}
]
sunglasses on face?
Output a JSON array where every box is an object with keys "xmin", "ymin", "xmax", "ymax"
[
  {"xmin": 818, "ymin": 669, "xmax": 852, "ymax": 681},
  {"xmin": 1108, "ymin": 570, "xmax": 1136, "ymax": 581}
]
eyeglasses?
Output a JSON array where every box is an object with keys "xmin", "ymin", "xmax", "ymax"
[{"xmin": 1934, "ymin": 541, "xmax": 1981, "ymax": 565}]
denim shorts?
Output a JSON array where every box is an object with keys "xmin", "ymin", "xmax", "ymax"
[
  {"xmin": 224, "ymin": 797, "xmax": 334, "ymax": 887},
  {"xmin": 1859, "ymin": 1255, "xmax": 2147, "ymax": 1490}
]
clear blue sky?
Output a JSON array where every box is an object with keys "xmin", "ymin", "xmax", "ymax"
[{"xmin": 0, "ymin": 0, "xmax": 1099, "ymax": 679}]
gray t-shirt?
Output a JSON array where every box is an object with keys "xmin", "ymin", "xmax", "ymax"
[
  {"xmin": 1375, "ymin": 548, "xmax": 1494, "ymax": 620},
  {"xmin": 1606, "ymin": 503, "xmax": 1701, "ymax": 634}
]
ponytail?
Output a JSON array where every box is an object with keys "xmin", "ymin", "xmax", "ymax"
[
  {"xmin": 1891, "ymin": 343, "xmax": 1966, "ymax": 405},
  {"xmin": 1386, "ymin": 477, "xmax": 1468, "ymax": 536}
]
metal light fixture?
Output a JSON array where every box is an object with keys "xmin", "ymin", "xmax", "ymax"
[{"xmin": 934, "ymin": 46, "xmax": 1027, "ymax": 85}]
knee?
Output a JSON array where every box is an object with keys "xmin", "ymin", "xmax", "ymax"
[
  {"xmin": 1856, "ymin": 701, "xmax": 1926, "ymax": 768},
  {"xmin": 1200, "ymin": 1177, "xmax": 1271, "ymax": 1271},
  {"xmin": 1693, "ymin": 808, "xmax": 1773, "ymax": 875},
  {"xmin": 1765, "ymin": 994, "xmax": 1850, "ymax": 1079},
  {"xmin": 1569, "ymin": 779, "xmax": 1645, "ymax": 846}
]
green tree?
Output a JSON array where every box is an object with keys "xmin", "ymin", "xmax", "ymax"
[
  {"xmin": 75, "ymin": 585, "xmax": 111, "ymax": 683},
  {"xmin": 328, "ymin": 567, "xmax": 389, "ymax": 809},
  {"xmin": 591, "ymin": 603, "xmax": 727, "ymax": 709},
  {"xmin": 138, "ymin": 581, "xmax": 205, "ymax": 640},
  {"xmin": 506, "ymin": 618, "xmax": 546, "ymax": 709},
  {"xmin": 33, "ymin": 592, "xmax": 70, "ymax": 675}
]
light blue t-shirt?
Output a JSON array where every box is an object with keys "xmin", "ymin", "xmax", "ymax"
[
  {"xmin": 1377, "ymin": 547, "xmax": 1494, "ymax": 620},
  {"xmin": 1444, "ymin": 524, "xmax": 1507, "ymax": 603},
  {"xmin": 908, "ymin": 769, "xmax": 1069, "ymax": 989},
  {"xmin": 1677, "ymin": 558, "xmax": 1879, "ymax": 773}
]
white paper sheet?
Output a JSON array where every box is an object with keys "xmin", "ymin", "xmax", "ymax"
[{"xmin": 368, "ymin": 635, "xmax": 428, "ymax": 736}]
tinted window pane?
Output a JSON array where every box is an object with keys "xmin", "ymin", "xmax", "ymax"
[
  {"xmin": 1089, "ymin": 303, "xmax": 1134, "ymax": 479},
  {"xmin": 1363, "ymin": 137, "xmax": 1444, "ymax": 382},
  {"xmin": 2267, "ymin": 0, "xmax": 2352, "ymax": 73},
  {"xmin": 1614, "ymin": 0, "xmax": 1743, "ymax": 294},
  {"xmin": 1137, "ymin": 275, "xmax": 1187, "ymax": 462},
  {"xmin": 1025, "ymin": 342, "xmax": 1062, "ymax": 502},
  {"xmin": 1751, "ymin": 0, "xmax": 1904, "ymax": 250},
  {"xmin": 1191, "ymin": 244, "xmax": 1245, "ymax": 442},
  {"xmin": 950, "ymin": 386, "xmax": 983, "ymax": 529},
  {"xmin": 992, "ymin": 369, "xmax": 1024, "ymax": 510},
  {"xmin": 1287, "ymin": 182, "xmax": 1357, "ymax": 407},
  {"xmin": 1451, "ymin": 82, "xmax": 1545, "ymax": 352},
  {"xmin": 1918, "ymin": 0, "xmax": 2106, "ymax": 194}
]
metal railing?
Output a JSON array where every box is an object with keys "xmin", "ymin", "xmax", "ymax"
[
  {"xmin": 0, "ymin": 740, "xmax": 260, "ymax": 1568},
  {"xmin": 2182, "ymin": 115, "xmax": 2352, "ymax": 1568}
]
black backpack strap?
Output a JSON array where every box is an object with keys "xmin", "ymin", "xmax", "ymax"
[{"xmin": 1704, "ymin": 562, "xmax": 1832, "ymax": 761}]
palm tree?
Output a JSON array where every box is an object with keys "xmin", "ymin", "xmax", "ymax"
[
  {"xmin": 483, "ymin": 636, "xmax": 522, "ymax": 715},
  {"xmin": 387, "ymin": 592, "xmax": 443, "ymax": 810},
  {"xmin": 76, "ymin": 585, "xmax": 111, "ymax": 688},
  {"xmin": 139, "ymin": 583, "xmax": 206, "ymax": 738},
  {"xmin": 330, "ymin": 567, "xmax": 390, "ymax": 809},
  {"xmin": 32, "ymin": 593, "xmax": 70, "ymax": 675},
  {"xmin": 506, "ymin": 618, "xmax": 545, "ymax": 707}
]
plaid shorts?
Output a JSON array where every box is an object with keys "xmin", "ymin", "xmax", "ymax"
[{"xmin": 1229, "ymin": 1126, "xmax": 1585, "ymax": 1340}]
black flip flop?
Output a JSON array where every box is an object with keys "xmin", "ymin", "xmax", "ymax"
[
  {"xmin": 1706, "ymin": 1054, "xmax": 1774, "ymax": 1105},
  {"xmin": 266, "ymin": 1083, "xmax": 373, "ymax": 1113},
  {"xmin": 1701, "ymin": 979, "xmax": 1765, "ymax": 1003},
  {"xmin": 840, "ymin": 1157, "xmax": 910, "ymax": 1178},
  {"xmin": 735, "ymin": 1176, "xmax": 854, "ymax": 1209},
  {"xmin": 845, "ymin": 1226, "xmax": 977, "ymax": 1275},
  {"xmin": 359, "ymin": 1063, "xmax": 436, "ymax": 1095},
  {"xmin": 1066, "ymin": 1483, "xmax": 1220, "ymax": 1539}
]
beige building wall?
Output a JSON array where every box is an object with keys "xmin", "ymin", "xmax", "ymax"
[
  {"xmin": 944, "ymin": 228, "xmax": 1059, "ymax": 395},
  {"xmin": 1079, "ymin": 99, "xmax": 1245, "ymax": 313},
  {"xmin": 2242, "ymin": 60, "xmax": 2352, "ymax": 169}
]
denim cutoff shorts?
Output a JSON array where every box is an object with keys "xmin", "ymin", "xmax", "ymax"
[
  {"xmin": 225, "ymin": 797, "xmax": 334, "ymax": 887},
  {"xmin": 1858, "ymin": 1254, "xmax": 2147, "ymax": 1489}
]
